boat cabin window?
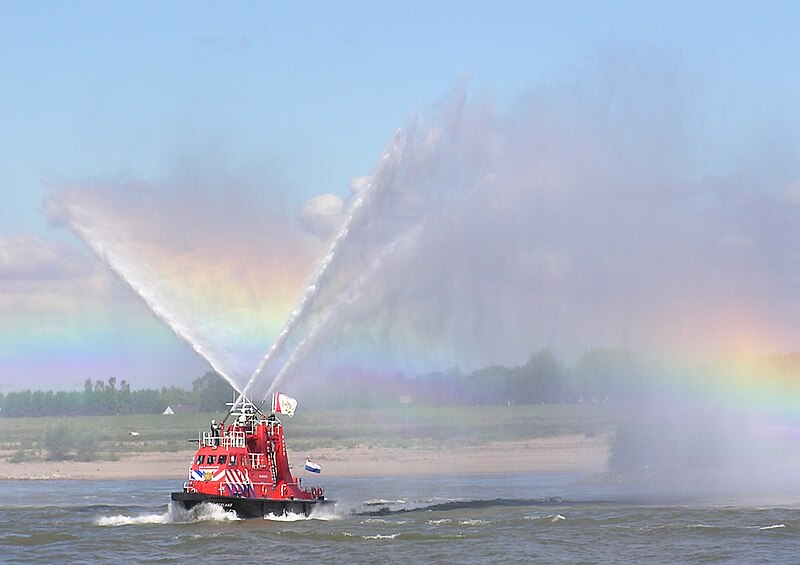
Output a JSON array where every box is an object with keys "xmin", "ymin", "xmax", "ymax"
[
  {"xmin": 207, "ymin": 455, "xmax": 216, "ymax": 465},
  {"xmin": 229, "ymin": 455, "xmax": 237, "ymax": 466},
  {"xmin": 218, "ymin": 455, "xmax": 227, "ymax": 465},
  {"xmin": 196, "ymin": 455, "xmax": 205, "ymax": 465}
]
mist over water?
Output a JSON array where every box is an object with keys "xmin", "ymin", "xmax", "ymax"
[
  {"xmin": 45, "ymin": 168, "xmax": 324, "ymax": 395},
  {"xmin": 258, "ymin": 68, "xmax": 798, "ymax": 497},
  {"xmin": 252, "ymin": 71, "xmax": 799, "ymax": 403},
  {"xmin": 47, "ymin": 68, "xmax": 800, "ymax": 397},
  {"xmin": 264, "ymin": 226, "xmax": 420, "ymax": 398},
  {"xmin": 51, "ymin": 207, "xmax": 241, "ymax": 391},
  {"xmin": 45, "ymin": 62, "xmax": 800, "ymax": 496},
  {"xmin": 608, "ymin": 390, "xmax": 800, "ymax": 499},
  {"xmin": 241, "ymin": 133, "xmax": 409, "ymax": 399}
]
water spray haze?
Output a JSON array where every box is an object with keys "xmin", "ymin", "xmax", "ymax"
[
  {"xmin": 606, "ymin": 355, "xmax": 800, "ymax": 499},
  {"xmin": 252, "ymin": 71, "xmax": 799, "ymax": 403},
  {"xmin": 266, "ymin": 227, "xmax": 422, "ymax": 396},
  {"xmin": 46, "ymin": 60, "xmax": 799, "ymax": 473},
  {"xmin": 57, "ymin": 207, "xmax": 240, "ymax": 389},
  {"xmin": 241, "ymin": 131, "xmax": 411, "ymax": 399},
  {"xmin": 45, "ymin": 170, "xmax": 323, "ymax": 394},
  {"xmin": 234, "ymin": 67, "xmax": 799, "ymax": 499}
]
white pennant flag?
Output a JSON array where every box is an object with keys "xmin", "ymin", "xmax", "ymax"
[{"xmin": 273, "ymin": 392, "xmax": 297, "ymax": 417}]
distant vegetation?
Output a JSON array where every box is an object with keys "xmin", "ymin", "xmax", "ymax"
[
  {"xmin": 3, "ymin": 349, "xmax": 796, "ymax": 466},
  {"xmin": 0, "ymin": 372, "xmax": 233, "ymax": 418},
  {"xmin": 3, "ymin": 348, "xmax": 798, "ymax": 418},
  {"xmin": 0, "ymin": 348, "xmax": 639, "ymax": 418},
  {"xmin": 2, "ymin": 411, "xmax": 219, "ymax": 463},
  {"xmin": 41, "ymin": 425, "xmax": 99, "ymax": 461},
  {"xmin": 1, "ymin": 403, "xmax": 619, "ymax": 464},
  {"xmin": 303, "ymin": 348, "xmax": 647, "ymax": 409}
]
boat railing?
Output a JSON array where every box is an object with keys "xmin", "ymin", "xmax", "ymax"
[
  {"xmin": 303, "ymin": 485, "xmax": 324, "ymax": 497},
  {"xmin": 200, "ymin": 430, "xmax": 245, "ymax": 448},
  {"xmin": 222, "ymin": 431, "xmax": 246, "ymax": 448},
  {"xmin": 249, "ymin": 453, "xmax": 266, "ymax": 468},
  {"xmin": 200, "ymin": 431, "xmax": 215, "ymax": 446}
]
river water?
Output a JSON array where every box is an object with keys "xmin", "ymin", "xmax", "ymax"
[{"xmin": 2, "ymin": 474, "xmax": 799, "ymax": 563}]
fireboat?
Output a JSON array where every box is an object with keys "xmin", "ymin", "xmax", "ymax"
[{"xmin": 171, "ymin": 394, "xmax": 332, "ymax": 518}]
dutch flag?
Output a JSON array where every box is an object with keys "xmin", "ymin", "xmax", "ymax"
[{"xmin": 305, "ymin": 457, "xmax": 322, "ymax": 474}]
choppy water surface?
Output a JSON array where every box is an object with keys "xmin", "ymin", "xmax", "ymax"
[{"xmin": 1, "ymin": 475, "xmax": 799, "ymax": 563}]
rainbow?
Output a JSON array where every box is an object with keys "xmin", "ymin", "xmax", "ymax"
[{"xmin": 35, "ymin": 184, "xmax": 329, "ymax": 393}]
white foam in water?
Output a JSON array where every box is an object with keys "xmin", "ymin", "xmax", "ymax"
[
  {"xmin": 188, "ymin": 502, "xmax": 241, "ymax": 522},
  {"xmin": 263, "ymin": 505, "xmax": 341, "ymax": 522},
  {"xmin": 364, "ymin": 533, "xmax": 400, "ymax": 540},
  {"xmin": 262, "ymin": 512, "xmax": 308, "ymax": 522},
  {"xmin": 523, "ymin": 513, "xmax": 566, "ymax": 523},
  {"xmin": 95, "ymin": 512, "xmax": 172, "ymax": 527},
  {"xmin": 759, "ymin": 524, "xmax": 786, "ymax": 530},
  {"xmin": 308, "ymin": 503, "xmax": 342, "ymax": 521},
  {"xmin": 95, "ymin": 502, "xmax": 239, "ymax": 527},
  {"xmin": 362, "ymin": 518, "xmax": 410, "ymax": 525},
  {"xmin": 364, "ymin": 499, "xmax": 407, "ymax": 506}
]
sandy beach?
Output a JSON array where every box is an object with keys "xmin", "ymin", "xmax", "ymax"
[{"xmin": 0, "ymin": 434, "xmax": 609, "ymax": 480}]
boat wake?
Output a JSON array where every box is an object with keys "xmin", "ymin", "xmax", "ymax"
[
  {"xmin": 359, "ymin": 497, "xmax": 572, "ymax": 516},
  {"xmin": 262, "ymin": 507, "xmax": 341, "ymax": 522},
  {"xmin": 95, "ymin": 502, "xmax": 239, "ymax": 526}
]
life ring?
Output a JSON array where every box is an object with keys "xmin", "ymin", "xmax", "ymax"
[{"xmin": 311, "ymin": 487, "xmax": 318, "ymax": 498}]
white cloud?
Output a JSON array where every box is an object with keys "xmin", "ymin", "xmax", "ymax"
[
  {"xmin": 0, "ymin": 234, "xmax": 92, "ymax": 282},
  {"xmin": 0, "ymin": 233, "xmax": 129, "ymax": 319},
  {"xmin": 349, "ymin": 175, "xmax": 371, "ymax": 194},
  {"xmin": 297, "ymin": 193, "xmax": 345, "ymax": 238}
]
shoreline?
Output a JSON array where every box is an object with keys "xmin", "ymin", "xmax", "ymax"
[{"xmin": 0, "ymin": 434, "xmax": 608, "ymax": 480}]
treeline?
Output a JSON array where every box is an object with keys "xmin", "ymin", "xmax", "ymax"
[
  {"xmin": 4, "ymin": 349, "xmax": 798, "ymax": 415},
  {"xmin": 1, "ymin": 348, "xmax": 639, "ymax": 416},
  {"xmin": 418, "ymin": 348, "xmax": 643, "ymax": 405},
  {"xmin": 0, "ymin": 372, "xmax": 233, "ymax": 418},
  {"xmin": 303, "ymin": 348, "xmax": 645, "ymax": 408},
  {"xmin": 303, "ymin": 348, "xmax": 800, "ymax": 408}
]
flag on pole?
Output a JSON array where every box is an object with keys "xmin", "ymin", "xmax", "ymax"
[
  {"xmin": 273, "ymin": 392, "xmax": 297, "ymax": 417},
  {"xmin": 305, "ymin": 457, "xmax": 322, "ymax": 473}
]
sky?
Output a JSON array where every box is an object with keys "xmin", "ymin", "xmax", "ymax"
[{"xmin": 1, "ymin": 1, "xmax": 799, "ymax": 394}]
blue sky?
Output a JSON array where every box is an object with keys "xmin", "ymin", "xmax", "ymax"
[
  {"xmin": 4, "ymin": 1, "xmax": 798, "ymax": 234},
  {"xmin": 1, "ymin": 1, "xmax": 799, "ymax": 392}
]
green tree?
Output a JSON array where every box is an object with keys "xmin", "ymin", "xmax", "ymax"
[
  {"xmin": 509, "ymin": 349, "xmax": 565, "ymax": 403},
  {"xmin": 192, "ymin": 372, "xmax": 234, "ymax": 411},
  {"xmin": 573, "ymin": 347, "xmax": 638, "ymax": 401}
]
